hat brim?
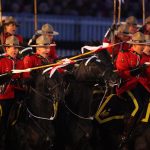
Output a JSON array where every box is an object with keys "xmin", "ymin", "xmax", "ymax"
[
  {"xmin": 145, "ymin": 22, "xmax": 150, "ymax": 25},
  {"xmin": 115, "ymin": 30, "xmax": 132, "ymax": 37},
  {"xmin": 47, "ymin": 31, "xmax": 59, "ymax": 36},
  {"xmin": 127, "ymin": 41, "xmax": 150, "ymax": 45},
  {"xmin": 3, "ymin": 22, "xmax": 20, "ymax": 27},
  {"xmin": 28, "ymin": 43, "xmax": 56, "ymax": 47},
  {"xmin": 3, "ymin": 44, "xmax": 23, "ymax": 48},
  {"xmin": 28, "ymin": 45, "xmax": 51, "ymax": 47},
  {"xmin": 120, "ymin": 33, "xmax": 132, "ymax": 37}
]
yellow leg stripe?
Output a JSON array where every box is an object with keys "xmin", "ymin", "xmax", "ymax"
[
  {"xmin": 127, "ymin": 91, "xmax": 139, "ymax": 117},
  {"xmin": 95, "ymin": 94, "xmax": 124, "ymax": 124},
  {"xmin": 141, "ymin": 101, "xmax": 150, "ymax": 123},
  {"xmin": 96, "ymin": 115, "xmax": 124, "ymax": 124},
  {"xmin": 95, "ymin": 94, "xmax": 116, "ymax": 117}
]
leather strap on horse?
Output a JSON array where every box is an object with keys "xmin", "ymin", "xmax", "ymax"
[{"xmin": 95, "ymin": 94, "xmax": 124, "ymax": 124}]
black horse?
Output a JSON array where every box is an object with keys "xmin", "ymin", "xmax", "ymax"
[
  {"xmin": 120, "ymin": 84, "xmax": 150, "ymax": 150},
  {"xmin": 55, "ymin": 50, "xmax": 121, "ymax": 150},
  {"xmin": 5, "ymin": 70, "xmax": 64, "ymax": 150},
  {"xmin": 56, "ymin": 49, "xmax": 150, "ymax": 150}
]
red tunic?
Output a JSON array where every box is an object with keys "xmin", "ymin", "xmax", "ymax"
[
  {"xmin": 23, "ymin": 53, "xmax": 53, "ymax": 78},
  {"xmin": 0, "ymin": 55, "xmax": 24, "ymax": 99},
  {"xmin": 103, "ymin": 37, "xmax": 131, "ymax": 58},
  {"xmin": 115, "ymin": 48, "xmax": 150, "ymax": 95}
]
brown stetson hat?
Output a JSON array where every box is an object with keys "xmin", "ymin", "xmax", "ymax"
[
  {"xmin": 145, "ymin": 16, "xmax": 150, "ymax": 24},
  {"xmin": 3, "ymin": 36, "xmax": 22, "ymax": 48},
  {"xmin": 127, "ymin": 32, "xmax": 148, "ymax": 45},
  {"xmin": 126, "ymin": 16, "xmax": 137, "ymax": 25},
  {"xmin": 116, "ymin": 24, "xmax": 131, "ymax": 36},
  {"xmin": 41, "ymin": 24, "xmax": 59, "ymax": 36},
  {"xmin": 2, "ymin": 16, "xmax": 19, "ymax": 27},
  {"xmin": 29, "ymin": 35, "xmax": 51, "ymax": 47}
]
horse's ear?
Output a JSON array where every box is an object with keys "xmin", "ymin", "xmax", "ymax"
[
  {"xmin": 73, "ymin": 61, "xmax": 90, "ymax": 81},
  {"xmin": 97, "ymin": 50, "xmax": 113, "ymax": 68}
]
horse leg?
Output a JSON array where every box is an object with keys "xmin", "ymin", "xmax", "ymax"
[{"xmin": 119, "ymin": 86, "xmax": 149, "ymax": 149}]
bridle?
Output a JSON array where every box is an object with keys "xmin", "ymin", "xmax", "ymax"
[
  {"xmin": 63, "ymin": 56, "xmax": 116, "ymax": 120},
  {"xmin": 27, "ymin": 77, "xmax": 61, "ymax": 121},
  {"xmin": 64, "ymin": 80, "xmax": 109, "ymax": 121}
]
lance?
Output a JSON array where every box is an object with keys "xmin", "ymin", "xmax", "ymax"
[
  {"xmin": 0, "ymin": 0, "xmax": 3, "ymax": 44},
  {"xmin": 113, "ymin": 0, "xmax": 117, "ymax": 25},
  {"xmin": 12, "ymin": 41, "xmax": 150, "ymax": 74},
  {"xmin": 34, "ymin": 0, "xmax": 38, "ymax": 32},
  {"xmin": 142, "ymin": 0, "xmax": 145, "ymax": 25},
  {"xmin": 13, "ymin": 49, "xmax": 99, "ymax": 73},
  {"xmin": 111, "ymin": 0, "xmax": 117, "ymax": 64},
  {"xmin": 118, "ymin": 0, "xmax": 121, "ymax": 24},
  {"xmin": 0, "ymin": 0, "xmax": 4, "ymax": 53},
  {"xmin": 11, "ymin": 42, "xmax": 125, "ymax": 74}
]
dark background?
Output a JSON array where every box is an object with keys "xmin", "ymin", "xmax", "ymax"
[
  {"xmin": 2, "ymin": 0, "xmax": 150, "ymax": 56},
  {"xmin": 3, "ymin": 0, "xmax": 150, "ymax": 18}
]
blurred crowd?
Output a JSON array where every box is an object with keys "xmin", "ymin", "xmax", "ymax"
[{"xmin": 3, "ymin": 0, "xmax": 150, "ymax": 18}]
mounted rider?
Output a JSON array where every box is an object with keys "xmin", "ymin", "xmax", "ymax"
[
  {"xmin": 116, "ymin": 31, "xmax": 150, "ymax": 95},
  {"xmin": 23, "ymin": 34, "xmax": 52, "ymax": 78},
  {"xmin": 103, "ymin": 24, "xmax": 131, "ymax": 59},
  {"xmin": 0, "ymin": 35, "xmax": 24, "ymax": 136}
]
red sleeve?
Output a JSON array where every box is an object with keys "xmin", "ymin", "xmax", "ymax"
[
  {"xmin": 103, "ymin": 37, "xmax": 110, "ymax": 43},
  {"xmin": 115, "ymin": 52, "xmax": 131, "ymax": 79},
  {"xmin": 23, "ymin": 55, "xmax": 33, "ymax": 69},
  {"xmin": 23, "ymin": 56, "xmax": 33, "ymax": 78}
]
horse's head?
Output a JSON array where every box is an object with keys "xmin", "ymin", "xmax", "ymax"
[
  {"xmin": 97, "ymin": 49, "xmax": 120, "ymax": 87},
  {"xmin": 27, "ymin": 70, "xmax": 64, "ymax": 120},
  {"xmin": 63, "ymin": 53, "xmax": 120, "ymax": 118},
  {"xmin": 73, "ymin": 56, "xmax": 105, "ymax": 83},
  {"xmin": 73, "ymin": 54, "xmax": 120, "ymax": 87}
]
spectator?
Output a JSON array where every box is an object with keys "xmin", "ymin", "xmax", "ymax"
[{"xmin": 3, "ymin": 0, "xmax": 148, "ymax": 19}]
